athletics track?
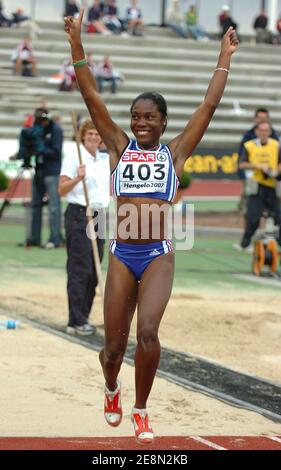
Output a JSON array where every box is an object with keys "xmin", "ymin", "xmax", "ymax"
[
  {"xmin": 1, "ymin": 436, "xmax": 281, "ymax": 450},
  {"xmin": 1, "ymin": 178, "xmax": 279, "ymax": 453},
  {"xmin": 0, "ymin": 179, "xmax": 242, "ymax": 200}
]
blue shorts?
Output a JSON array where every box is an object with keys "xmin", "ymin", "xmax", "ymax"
[{"xmin": 109, "ymin": 239, "xmax": 174, "ymax": 281}]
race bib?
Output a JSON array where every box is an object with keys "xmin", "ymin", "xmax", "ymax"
[{"xmin": 119, "ymin": 150, "xmax": 169, "ymax": 193}]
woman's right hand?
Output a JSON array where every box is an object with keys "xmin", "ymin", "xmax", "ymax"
[
  {"xmin": 77, "ymin": 164, "xmax": 86, "ymax": 181},
  {"xmin": 64, "ymin": 8, "xmax": 84, "ymax": 44},
  {"xmin": 220, "ymin": 27, "xmax": 239, "ymax": 56}
]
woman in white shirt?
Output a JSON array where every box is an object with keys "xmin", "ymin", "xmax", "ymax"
[{"xmin": 59, "ymin": 119, "xmax": 110, "ymax": 336}]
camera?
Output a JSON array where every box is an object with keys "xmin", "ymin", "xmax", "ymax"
[
  {"xmin": 17, "ymin": 108, "xmax": 51, "ymax": 168},
  {"xmin": 18, "ymin": 125, "xmax": 46, "ymax": 168}
]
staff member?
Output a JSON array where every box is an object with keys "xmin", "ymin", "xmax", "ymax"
[
  {"xmin": 238, "ymin": 120, "xmax": 281, "ymax": 250},
  {"xmin": 235, "ymin": 107, "xmax": 279, "ymax": 234},
  {"xmin": 238, "ymin": 107, "xmax": 279, "ymax": 181},
  {"xmin": 59, "ymin": 119, "xmax": 110, "ymax": 336}
]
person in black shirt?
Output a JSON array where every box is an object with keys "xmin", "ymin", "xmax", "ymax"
[
  {"xmin": 0, "ymin": 1, "xmax": 12, "ymax": 26},
  {"xmin": 218, "ymin": 5, "xmax": 237, "ymax": 37},
  {"xmin": 253, "ymin": 10, "xmax": 271, "ymax": 43},
  {"xmin": 65, "ymin": 0, "xmax": 79, "ymax": 18},
  {"xmin": 87, "ymin": 0, "xmax": 111, "ymax": 34},
  {"xmin": 20, "ymin": 108, "xmax": 64, "ymax": 248}
]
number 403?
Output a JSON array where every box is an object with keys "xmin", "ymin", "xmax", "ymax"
[{"xmin": 123, "ymin": 163, "xmax": 166, "ymax": 181}]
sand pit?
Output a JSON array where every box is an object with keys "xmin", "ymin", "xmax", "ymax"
[{"xmin": 1, "ymin": 276, "xmax": 281, "ymax": 437}]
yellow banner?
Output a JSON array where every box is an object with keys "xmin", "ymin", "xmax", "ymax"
[{"xmin": 184, "ymin": 151, "xmax": 239, "ymax": 178}]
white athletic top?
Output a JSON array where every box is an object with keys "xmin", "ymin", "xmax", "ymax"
[
  {"xmin": 111, "ymin": 139, "xmax": 179, "ymax": 202},
  {"xmin": 60, "ymin": 143, "xmax": 110, "ymax": 209}
]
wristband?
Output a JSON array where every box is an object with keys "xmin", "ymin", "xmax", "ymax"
[
  {"xmin": 215, "ymin": 67, "xmax": 229, "ymax": 73},
  {"xmin": 73, "ymin": 58, "xmax": 87, "ymax": 67}
]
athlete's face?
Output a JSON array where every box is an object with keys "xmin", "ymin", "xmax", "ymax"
[{"xmin": 130, "ymin": 99, "xmax": 166, "ymax": 149}]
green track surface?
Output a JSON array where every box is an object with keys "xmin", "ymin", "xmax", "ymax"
[
  {"xmin": 1, "ymin": 221, "xmax": 279, "ymax": 293},
  {"xmin": 2, "ymin": 200, "xmax": 237, "ymax": 215},
  {"xmin": 185, "ymin": 200, "xmax": 238, "ymax": 212}
]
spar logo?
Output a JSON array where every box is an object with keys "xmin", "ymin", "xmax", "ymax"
[
  {"xmin": 157, "ymin": 153, "xmax": 167, "ymax": 162},
  {"xmin": 122, "ymin": 151, "xmax": 156, "ymax": 162}
]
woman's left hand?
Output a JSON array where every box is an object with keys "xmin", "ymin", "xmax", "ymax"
[{"xmin": 221, "ymin": 27, "xmax": 239, "ymax": 55}]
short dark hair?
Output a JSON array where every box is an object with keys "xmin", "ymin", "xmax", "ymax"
[
  {"xmin": 34, "ymin": 107, "xmax": 50, "ymax": 121},
  {"xmin": 130, "ymin": 92, "xmax": 168, "ymax": 118},
  {"xmin": 255, "ymin": 107, "xmax": 269, "ymax": 117}
]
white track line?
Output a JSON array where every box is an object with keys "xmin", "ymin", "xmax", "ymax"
[
  {"xmin": 190, "ymin": 436, "xmax": 228, "ymax": 450},
  {"xmin": 267, "ymin": 436, "xmax": 281, "ymax": 445}
]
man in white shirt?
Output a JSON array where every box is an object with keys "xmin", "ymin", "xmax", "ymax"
[{"xmin": 59, "ymin": 119, "xmax": 110, "ymax": 335}]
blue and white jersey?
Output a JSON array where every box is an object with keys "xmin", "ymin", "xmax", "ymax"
[{"xmin": 111, "ymin": 140, "xmax": 179, "ymax": 202}]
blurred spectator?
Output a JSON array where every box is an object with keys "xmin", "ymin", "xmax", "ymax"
[
  {"xmin": 166, "ymin": 0, "xmax": 187, "ymax": 38},
  {"xmin": 10, "ymin": 8, "xmax": 42, "ymax": 38},
  {"xmin": 87, "ymin": 0, "xmax": 111, "ymax": 34},
  {"xmin": 95, "ymin": 56, "xmax": 124, "ymax": 94},
  {"xmin": 59, "ymin": 52, "xmax": 106, "ymax": 92},
  {"xmin": 12, "ymin": 37, "xmax": 37, "ymax": 77},
  {"xmin": 218, "ymin": 5, "xmax": 237, "ymax": 37},
  {"xmin": 277, "ymin": 14, "xmax": 281, "ymax": 43},
  {"xmin": 103, "ymin": 0, "xmax": 123, "ymax": 34},
  {"xmin": 253, "ymin": 9, "xmax": 271, "ymax": 43},
  {"xmin": 185, "ymin": 4, "xmax": 209, "ymax": 41},
  {"xmin": 11, "ymin": 8, "xmax": 29, "ymax": 24},
  {"xmin": 126, "ymin": 0, "xmax": 144, "ymax": 36},
  {"xmin": 86, "ymin": 52, "xmax": 97, "ymax": 76},
  {"xmin": 64, "ymin": 0, "xmax": 80, "ymax": 17},
  {"xmin": 0, "ymin": 1, "xmax": 12, "ymax": 27},
  {"xmin": 59, "ymin": 57, "xmax": 77, "ymax": 91}
]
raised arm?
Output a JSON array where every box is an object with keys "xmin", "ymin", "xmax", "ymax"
[
  {"xmin": 169, "ymin": 27, "xmax": 238, "ymax": 165},
  {"xmin": 64, "ymin": 9, "xmax": 129, "ymax": 165}
]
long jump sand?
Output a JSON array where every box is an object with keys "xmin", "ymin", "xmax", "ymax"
[{"xmin": 1, "ymin": 277, "xmax": 281, "ymax": 437}]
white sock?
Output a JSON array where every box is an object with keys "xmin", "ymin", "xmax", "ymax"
[
  {"xmin": 105, "ymin": 379, "xmax": 120, "ymax": 397},
  {"xmin": 132, "ymin": 407, "xmax": 147, "ymax": 417}
]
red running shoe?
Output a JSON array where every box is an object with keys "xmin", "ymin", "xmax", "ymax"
[
  {"xmin": 131, "ymin": 408, "xmax": 154, "ymax": 444},
  {"xmin": 104, "ymin": 380, "xmax": 122, "ymax": 427}
]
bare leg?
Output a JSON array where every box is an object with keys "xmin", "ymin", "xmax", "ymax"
[
  {"xmin": 134, "ymin": 252, "xmax": 174, "ymax": 409},
  {"xmin": 127, "ymin": 19, "xmax": 138, "ymax": 34},
  {"xmin": 136, "ymin": 19, "xmax": 144, "ymax": 33},
  {"xmin": 94, "ymin": 21, "xmax": 110, "ymax": 34},
  {"xmin": 30, "ymin": 57, "xmax": 37, "ymax": 76},
  {"xmin": 15, "ymin": 58, "xmax": 22, "ymax": 75},
  {"xmin": 99, "ymin": 253, "xmax": 138, "ymax": 391}
]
